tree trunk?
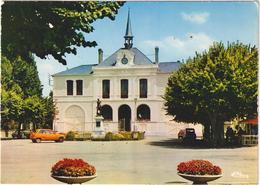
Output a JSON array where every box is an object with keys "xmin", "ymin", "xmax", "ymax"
[
  {"xmin": 33, "ymin": 122, "xmax": 36, "ymax": 132},
  {"xmin": 3, "ymin": 122, "xmax": 10, "ymax": 137},
  {"xmin": 208, "ymin": 112, "xmax": 217, "ymax": 147},
  {"xmin": 211, "ymin": 120, "xmax": 217, "ymax": 147},
  {"xmin": 216, "ymin": 120, "xmax": 225, "ymax": 147},
  {"xmin": 17, "ymin": 122, "xmax": 22, "ymax": 138},
  {"xmin": 4, "ymin": 129, "xmax": 9, "ymax": 137},
  {"xmin": 203, "ymin": 123, "xmax": 210, "ymax": 144},
  {"xmin": 207, "ymin": 112, "xmax": 227, "ymax": 147}
]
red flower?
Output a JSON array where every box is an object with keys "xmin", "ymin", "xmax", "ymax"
[
  {"xmin": 177, "ymin": 160, "xmax": 222, "ymax": 175},
  {"xmin": 51, "ymin": 158, "xmax": 96, "ymax": 177}
]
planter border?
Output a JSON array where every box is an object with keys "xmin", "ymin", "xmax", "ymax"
[
  {"xmin": 178, "ymin": 173, "xmax": 222, "ymax": 184},
  {"xmin": 51, "ymin": 174, "xmax": 97, "ymax": 184}
]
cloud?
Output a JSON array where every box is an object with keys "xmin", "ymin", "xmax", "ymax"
[
  {"xmin": 138, "ymin": 33, "xmax": 215, "ymax": 62},
  {"xmin": 181, "ymin": 12, "xmax": 209, "ymax": 24}
]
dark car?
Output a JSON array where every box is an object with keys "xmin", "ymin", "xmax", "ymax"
[
  {"xmin": 184, "ymin": 128, "xmax": 196, "ymax": 141},
  {"xmin": 12, "ymin": 130, "xmax": 31, "ymax": 139},
  {"xmin": 178, "ymin": 128, "xmax": 196, "ymax": 141}
]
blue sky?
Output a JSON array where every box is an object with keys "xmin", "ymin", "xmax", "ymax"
[{"xmin": 36, "ymin": 1, "xmax": 259, "ymax": 96}]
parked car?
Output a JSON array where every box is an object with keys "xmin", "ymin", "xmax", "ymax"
[
  {"xmin": 30, "ymin": 129, "xmax": 65, "ymax": 143},
  {"xmin": 178, "ymin": 128, "xmax": 196, "ymax": 141},
  {"xmin": 12, "ymin": 130, "xmax": 31, "ymax": 139}
]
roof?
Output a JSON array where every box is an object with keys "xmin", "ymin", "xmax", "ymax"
[
  {"xmin": 52, "ymin": 59, "xmax": 182, "ymax": 76},
  {"xmin": 158, "ymin": 62, "xmax": 182, "ymax": 73},
  {"xmin": 52, "ymin": 64, "xmax": 96, "ymax": 76},
  {"xmin": 98, "ymin": 47, "xmax": 154, "ymax": 67}
]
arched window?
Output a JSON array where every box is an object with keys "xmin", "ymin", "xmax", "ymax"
[
  {"xmin": 118, "ymin": 104, "xmax": 131, "ymax": 131},
  {"xmin": 101, "ymin": 105, "xmax": 113, "ymax": 121},
  {"xmin": 137, "ymin": 104, "xmax": 150, "ymax": 121}
]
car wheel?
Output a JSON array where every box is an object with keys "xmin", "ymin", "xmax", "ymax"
[
  {"xmin": 58, "ymin": 137, "xmax": 64, "ymax": 143},
  {"xmin": 35, "ymin": 138, "xmax": 41, "ymax": 143},
  {"xmin": 32, "ymin": 139, "xmax": 36, "ymax": 143}
]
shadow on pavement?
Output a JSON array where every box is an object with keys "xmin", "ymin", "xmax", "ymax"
[
  {"xmin": 147, "ymin": 138, "xmax": 246, "ymax": 149},
  {"xmin": 165, "ymin": 181, "xmax": 188, "ymax": 184}
]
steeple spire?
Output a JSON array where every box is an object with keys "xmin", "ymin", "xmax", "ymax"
[{"xmin": 124, "ymin": 9, "xmax": 133, "ymax": 49}]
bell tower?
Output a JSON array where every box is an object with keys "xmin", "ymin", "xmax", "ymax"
[{"xmin": 124, "ymin": 9, "xmax": 133, "ymax": 49}]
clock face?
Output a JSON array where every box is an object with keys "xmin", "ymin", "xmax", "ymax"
[{"xmin": 121, "ymin": 57, "xmax": 128, "ymax": 64}]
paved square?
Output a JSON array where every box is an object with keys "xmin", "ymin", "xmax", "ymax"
[{"xmin": 1, "ymin": 137, "xmax": 258, "ymax": 184}]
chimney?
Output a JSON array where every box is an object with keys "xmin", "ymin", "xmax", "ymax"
[
  {"xmin": 98, "ymin": 49, "xmax": 103, "ymax": 64},
  {"xmin": 155, "ymin": 46, "xmax": 159, "ymax": 64}
]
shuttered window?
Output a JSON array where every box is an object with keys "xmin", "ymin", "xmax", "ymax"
[
  {"xmin": 140, "ymin": 79, "xmax": 147, "ymax": 98},
  {"xmin": 67, "ymin": 80, "xmax": 73, "ymax": 95},
  {"xmin": 76, "ymin": 80, "xmax": 83, "ymax": 95},
  {"xmin": 102, "ymin": 80, "xmax": 110, "ymax": 98},
  {"xmin": 121, "ymin": 79, "xmax": 128, "ymax": 98}
]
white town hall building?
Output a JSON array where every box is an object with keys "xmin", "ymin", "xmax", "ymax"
[{"xmin": 52, "ymin": 12, "xmax": 202, "ymax": 136}]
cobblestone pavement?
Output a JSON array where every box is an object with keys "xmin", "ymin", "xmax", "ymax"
[{"xmin": 1, "ymin": 137, "xmax": 258, "ymax": 184}]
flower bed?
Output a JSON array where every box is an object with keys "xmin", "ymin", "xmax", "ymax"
[
  {"xmin": 65, "ymin": 131, "xmax": 92, "ymax": 141},
  {"xmin": 51, "ymin": 158, "xmax": 96, "ymax": 177},
  {"xmin": 91, "ymin": 131, "xmax": 145, "ymax": 141},
  {"xmin": 177, "ymin": 160, "xmax": 221, "ymax": 175}
]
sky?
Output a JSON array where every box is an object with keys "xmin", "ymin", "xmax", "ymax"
[{"xmin": 35, "ymin": 1, "xmax": 259, "ymax": 96}]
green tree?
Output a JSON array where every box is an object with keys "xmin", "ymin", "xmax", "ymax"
[
  {"xmin": 2, "ymin": 55, "xmax": 42, "ymax": 97},
  {"xmin": 1, "ymin": 56, "xmax": 43, "ymax": 135},
  {"xmin": 1, "ymin": 56, "xmax": 16, "ymax": 90},
  {"xmin": 42, "ymin": 91, "xmax": 56, "ymax": 129},
  {"xmin": 24, "ymin": 95, "xmax": 46, "ymax": 131},
  {"xmin": 12, "ymin": 56, "xmax": 43, "ymax": 97},
  {"xmin": 1, "ymin": 88, "xmax": 25, "ymax": 136},
  {"xmin": 1, "ymin": 56, "xmax": 24, "ymax": 136},
  {"xmin": 2, "ymin": 1, "xmax": 124, "ymax": 65},
  {"xmin": 164, "ymin": 42, "xmax": 258, "ymax": 146}
]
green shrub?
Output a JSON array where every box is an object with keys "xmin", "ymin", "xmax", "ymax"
[
  {"xmin": 105, "ymin": 132, "xmax": 113, "ymax": 141},
  {"xmin": 66, "ymin": 131, "xmax": 76, "ymax": 141},
  {"xmin": 75, "ymin": 132, "xmax": 92, "ymax": 141},
  {"xmin": 138, "ymin": 131, "xmax": 145, "ymax": 140},
  {"xmin": 119, "ymin": 131, "xmax": 132, "ymax": 140},
  {"xmin": 112, "ymin": 133, "xmax": 125, "ymax": 140},
  {"xmin": 92, "ymin": 131, "xmax": 145, "ymax": 141}
]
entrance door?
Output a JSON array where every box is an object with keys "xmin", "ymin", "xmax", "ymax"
[{"xmin": 118, "ymin": 105, "xmax": 131, "ymax": 131}]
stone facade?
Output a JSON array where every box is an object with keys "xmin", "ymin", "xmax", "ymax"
[{"xmin": 52, "ymin": 12, "xmax": 203, "ymax": 136}]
